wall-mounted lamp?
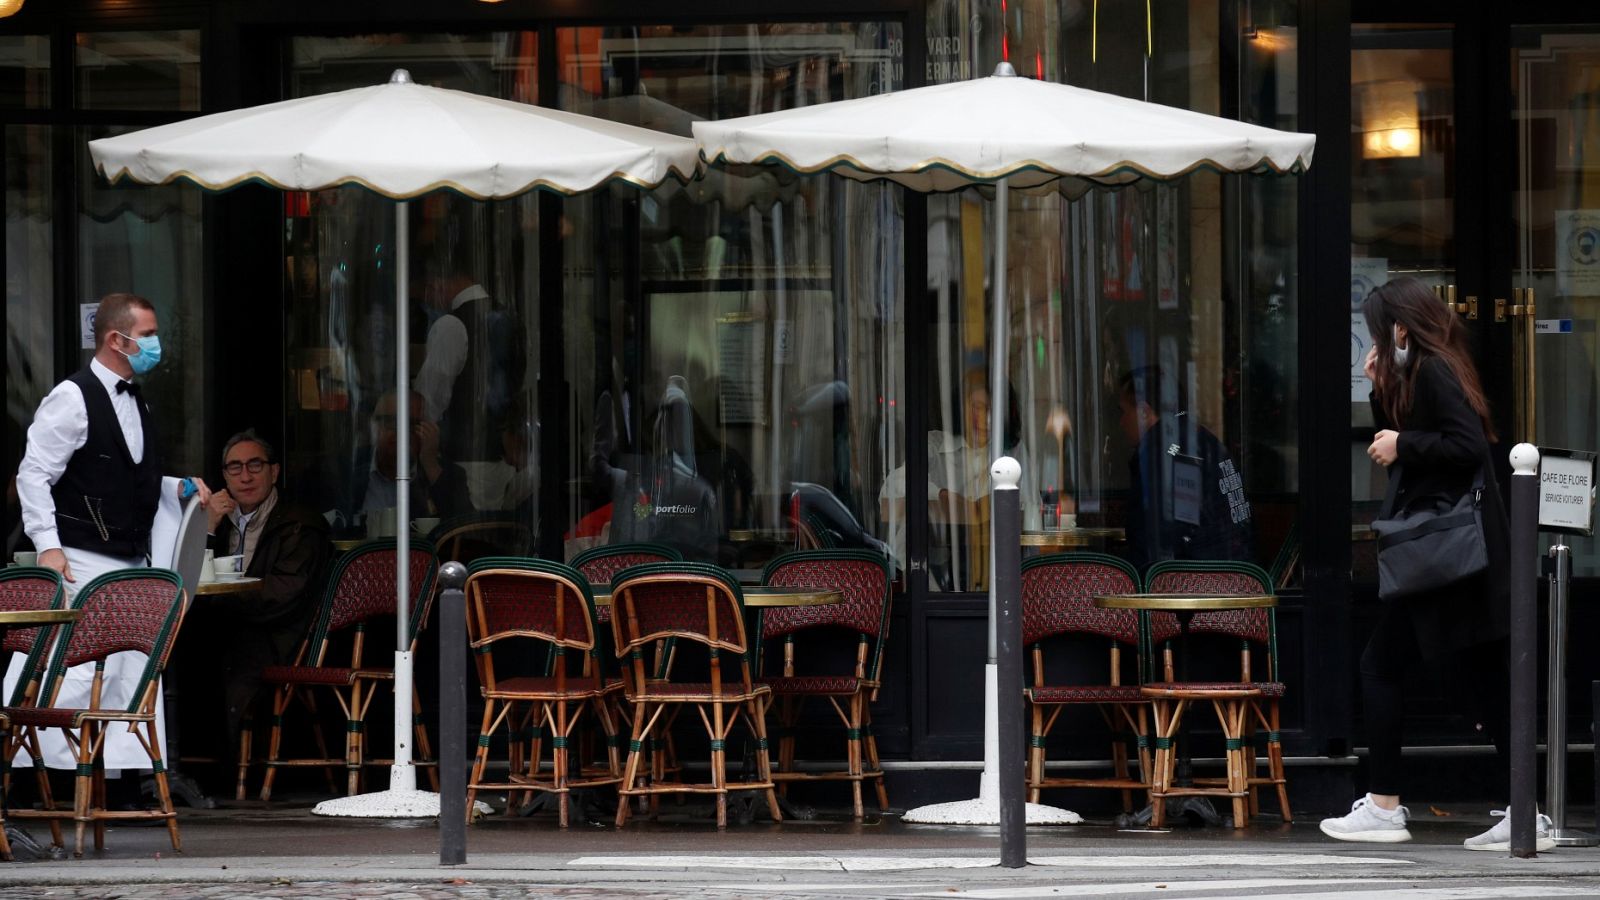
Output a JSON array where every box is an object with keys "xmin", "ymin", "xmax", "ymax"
[
  {"xmin": 1361, "ymin": 79, "xmax": 1421, "ymax": 159},
  {"xmin": 0, "ymin": 0, "xmax": 26, "ymax": 18}
]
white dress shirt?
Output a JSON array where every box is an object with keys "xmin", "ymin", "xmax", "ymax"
[
  {"xmin": 17, "ymin": 358, "xmax": 145, "ymax": 555},
  {"xmin": 415, "ymin": 284, "xmax": 488, "ymax": 423}
]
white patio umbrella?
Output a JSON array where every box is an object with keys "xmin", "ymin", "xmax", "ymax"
[
  {"xmin": 694, "ymin": 62, "xmax": 1314, "ymax": 826},
  {"xmin": 90, "ymin": 68, "xmax": 700, "ymax": 819}
]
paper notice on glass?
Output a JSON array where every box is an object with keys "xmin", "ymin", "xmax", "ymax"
[
  {"xmin": 1555, "ymin": 210, "xmax": 1600, "ymax": 297},
  {"xmin": 1351, "ymin": 312, "xmax": 1374, "ymax": 402},
  {"xmin": 716, "ymin": 314, "xmax": 767, "ymax": 425},
  {"xmin": 1352, "ymin": 258, "xmax": 1388, "ymax": 309},
  {"xmin": 80, "ymin": 304, "xmax": 98, "ymax": 349}
]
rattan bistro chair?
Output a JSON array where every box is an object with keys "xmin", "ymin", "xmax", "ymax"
[
  {"xmin": 252, "ymin": 540, "xmax": 439, "ymax": 801},
  {"xmin": 0, "ymin": 567, "xmax": 67, "ymax": 859},
  {"xmin": 757, "ymin": 550, "xmax": 892, "ymax": 818},
  {"xmin": 609, "ymin": 562, "xmax": 780, "ymax": 828},
  {"xmin": 463, "ymin": 559, "xmax": 622, "ymax": 827},
  {"xmin": 2, "ymin": 569, "xmax": 187, "ymax": 858},
  {"xmin": 1019, "ymin": 553, "xmax": 1178, "ymax": 808},
  {"xmin": 1141, "ymin": 560, "xmax": 1289, "ymax": 827}
]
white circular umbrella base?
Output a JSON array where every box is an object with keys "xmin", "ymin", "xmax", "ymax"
[
  {"xmin": 902, "ymin": 798, "xmax": 1082, "ymax": 826},
  {"xmin": 312, "ymin": 789, "xmax": 493, "ymax": 819}
]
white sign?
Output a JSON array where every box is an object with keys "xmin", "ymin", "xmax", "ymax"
[
  {"xmin": 1535, "ymin": 319, "xmax": 1574, "ymax": 334},
  {"xmin": 1352, "ymin": 257, "xmax": 1388, "ymax": 309},
  {"xmin": 80, "ymin": 304, "xmax": 98, "ymax": 350},
  {"xmin": 1554, "ymin": 209, "xmax": 1600, "ymax": 297},
  {"xmin": 773, "ymin": 319, "xmax": 794, "ymax": 365},
  {"xmin": 1539, "ymin": 450, "xmax": 1597, "ymax": 536},
  {"xmin": 1350, "ymin": 312, "xmax": 1373, "ymax": 402}
]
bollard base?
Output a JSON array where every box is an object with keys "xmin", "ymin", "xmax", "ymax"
[
  {"xmin": 902, "ymin": 797, "xmax": 1081, "ymax": 825},
  {"xmin": 1549, "ymin": 827, "xmax": 1599, "ymax": 848}
]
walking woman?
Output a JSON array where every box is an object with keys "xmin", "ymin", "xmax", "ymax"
[{"xmin": 1319, "ymin": 276, "xmax": 1552, "ymax": 850}]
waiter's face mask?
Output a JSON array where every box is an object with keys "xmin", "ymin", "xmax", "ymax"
[{"xmin": 114, "ymin": 331, "xmax": 163, "ymax": 375}]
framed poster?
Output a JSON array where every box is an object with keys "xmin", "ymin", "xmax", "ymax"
[{"xmin": 715, "ymin": 312, "xmax": 767, "ymax": 425}]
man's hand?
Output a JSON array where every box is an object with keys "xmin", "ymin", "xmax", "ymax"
[
  {"xmin": 177, "ymin": 476, "xmax": 213, "ymax": 506},
  {"xmin": 39, "ymin": 548, "xmax": 74, "ymax": 583},
  {"xmin": 207, "ymin": 489, "xmax": 236, "ymax": 533},
  {"xmin": 1369, "ymin": 429, "xmax": 1400, "ymax": 467}
]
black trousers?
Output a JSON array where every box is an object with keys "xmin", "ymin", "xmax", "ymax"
[{"xmin": 1359, "ymin": 601, "xmax": 1510, "ymax": 799}]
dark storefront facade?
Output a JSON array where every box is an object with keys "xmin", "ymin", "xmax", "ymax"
[{"xmin": 4, "ymin": 0, "xmax": 1595, "ymax": 809}]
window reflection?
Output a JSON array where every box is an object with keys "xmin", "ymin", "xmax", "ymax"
[{"xmin": 560, "ymin": 24, "xmax": 904, "ymax": 572}]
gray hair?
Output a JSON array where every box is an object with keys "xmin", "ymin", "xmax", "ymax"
[{"xmin": 221, "ymin": 429, "xmax": 276, "ymax": 464}]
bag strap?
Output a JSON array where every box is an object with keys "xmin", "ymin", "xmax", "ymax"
[{"xmin": 1382, "ymin": 458, "xmax": 1486, "ymax": 519}]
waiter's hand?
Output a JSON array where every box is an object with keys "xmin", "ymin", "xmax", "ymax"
[
  {"xmin": 182, "ymin": 476, "xmax": 214, "ymax": 506},
  {"xmin": 40, "ymin": 548, "xmax": 74, "ymax": 583},
  {"xmin": 1369, "ymin": 429, "xmax": 1400, "ymax": 467},
  {"xmin": 207, "ymin": 489, "xmax": 236, "ymax": 532}
]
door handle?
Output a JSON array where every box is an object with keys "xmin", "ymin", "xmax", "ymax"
[{"xmin": 1495, "ymin": 298, "xmax": 1508, "ymax": 323}]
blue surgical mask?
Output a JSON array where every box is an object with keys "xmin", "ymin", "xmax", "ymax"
[{"xmin": 115, "ymin": 331, "xmax": 163, "ymax": 375}]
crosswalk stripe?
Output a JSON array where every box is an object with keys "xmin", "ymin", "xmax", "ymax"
[
  {"xmin": 1237, "ymin": 887, "xmax": 1598, "ymax": 900},
  {"xmin": 567, "ymin": 853, "xmax": 1410, "ymax": 873},
  {"xmin": 913, "ymin": 878, "xmax": 1393, "ymax": 898}
]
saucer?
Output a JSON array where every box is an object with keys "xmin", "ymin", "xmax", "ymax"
[{"xmin": 213, "ymin": 571, "xmax": 248, "ymax": 581}]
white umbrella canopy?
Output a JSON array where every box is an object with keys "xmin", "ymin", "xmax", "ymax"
[
  {"xmin": 693, "ymin": 67, "xmax": 1314, "ymax": 193},
  {"xmin": 86, "ymin": 69, "xmax": 699, "ymax": 819},
  {"xmin": 91, "ymin": 71, "xmax": 701, "ymax": 198},
  {"xmin": 693, "ymin": 63, "xmax": 1316, "ymax": 827}
]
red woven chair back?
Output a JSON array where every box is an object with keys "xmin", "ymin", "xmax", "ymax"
[
  {"xmin": 324, "ymin": 543, "xmax": 438, "ymax": 637},
  {"xmin": 38, "ymin": 569, "xmax": 185, "ymax": 714},
  {"xmin": 465, "ymin": 561, "xmax": 597, "ymax": 651},
  {"xmin": 609, "ymin": 563, "xmax": 747, "ymax": 656},
  {"xmin": 1020, "ymin": 554, "xmax": 1141, "ymax": 646},
  {"xmin": 571, "ymin": 543, "xmax": 682, "ymax": 585},
  {"xmin": 0, "ymin": 567, "xmax": 64, "ymax": 654},
  {"xmin": 761, "ymin": 552, "xmax": 891, "ymax": 641},
  {"xmin": 1146, "ymin": 563, "xmax": 1272, "ymax": 645}
]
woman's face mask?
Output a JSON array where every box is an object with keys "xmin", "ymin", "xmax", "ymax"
[
  {"xmin": 1391, "ymin": 323, "xmax": 1410, "ymax": 369},
  {"xmin": 114, "ymin": 331, "xmax": 162, "ymax": 375}
]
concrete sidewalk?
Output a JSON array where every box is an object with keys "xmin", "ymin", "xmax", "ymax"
[{"xmin": 3, "ymin": 802, "xmax": 1599, "ymax": 898}]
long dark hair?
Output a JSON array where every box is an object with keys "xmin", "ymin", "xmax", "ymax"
[{"xmin": 1361, "ymin": 277, "xmax": 1495, "ymax": 441}]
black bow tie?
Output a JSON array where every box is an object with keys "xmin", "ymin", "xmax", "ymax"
[{"xmin": 115, "ymin": 380, "xmax": 141, "ymax": 397}]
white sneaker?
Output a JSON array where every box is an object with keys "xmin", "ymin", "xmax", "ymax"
[
  {"xmin": 1463, "ymin": 809, "xmax": 1557, "ymax": 852},
  {"xmin": 1319, "ymin": 794, "xmax": 1413, "ymax": 843}
]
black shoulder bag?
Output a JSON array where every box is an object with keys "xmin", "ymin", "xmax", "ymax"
[{"xmin": 1370, "ymin": 464, "xmax": 1489, "ymax": 601}]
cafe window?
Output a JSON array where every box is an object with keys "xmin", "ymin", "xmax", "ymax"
[
  {"xmin": 557, "ymin": 23, "xmax": 905, "ymax": 571},
  {"xmin": 0, "ymin": 34, "xmax": 51, "ymax": 108},
  {"xmin": 75, "ymin": 30, "xmax": 201, "ymax": 111},
  {"xmin": 919, "ymin": 0, "xmax": 1299, "ymax": 591},
  {"xmin": 283, "ymin": 33, "xmax": 540, "ymax": 542},
  {"xmin": 5, "ymin": 123, "xmax": 52, "ymax": 477}
]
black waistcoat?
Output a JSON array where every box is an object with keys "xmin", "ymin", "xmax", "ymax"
[{"xmin": 50, "ymin": 367, "xmax": 162, "ymax": 559}]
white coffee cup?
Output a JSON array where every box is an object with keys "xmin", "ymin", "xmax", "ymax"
[
  {"xmin": 200, "ymin": 549, "xmax": 217, "ymax": 583},
  {"xmin": 13, "ymin": 551, "xmax": 37, "ymax": 567},
  {"xmin": 215, "ymin": 554, "xmax": 243, "ymax": 575},
  {"xmin": 1063, "ymin": 513, "xmax": 1078, "ymax": 530}
]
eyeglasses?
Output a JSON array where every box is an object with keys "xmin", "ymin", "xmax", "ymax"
[{"xmin": 223, "ymin": 458, "xmax": 271, "ymax": 476}]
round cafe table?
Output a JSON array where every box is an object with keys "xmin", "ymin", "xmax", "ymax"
[
  {"xmin": 1095, "ymin": 592, "xmax": 1276, "ymax": 829},
  {"xmin": 194, "ymin": 577, "xmax": 262, "ymax": 596},
  {"xmin": 1020, "ymin": 526, "xmax": 1126, "ymax": 549},
  {"xmin": 0, "ymin": 608, "xmax": 78, "ymax": 860}
]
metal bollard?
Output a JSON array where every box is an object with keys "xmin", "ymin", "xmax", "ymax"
[
  {"xmin": 1546, "ymin": 543, "xmax": 1598, "ymax": 846},
  {"xmin": 1593, "ymin": 681, "xmax": 1599, "ymax": 835},
  {"xmin": 992, "ymin": 456, "xmax": 1026, "ymax": 868},
  {"xmin": 438, "ymin": 561, "xmax": 468, "ymax": 866},
  {"xmin": 1507, "ymin": 444, "xmax": 1539, "ymax": 858}
]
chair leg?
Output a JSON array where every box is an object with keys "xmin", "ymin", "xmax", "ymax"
[
  {"xmin": 235, "ymin": 714, "xmax": 254, "ymax": 802},
  {"xmin": 90, "ymin": 757, "xmax": 106, "ymax": 852},
  {"xmin": 301, "ymin": 690, "xmax": 337, "ymax": 793},
  {"xmin": 553, "ymin": 700, "xmax": 570, "ymax": 829},
  {"xmin": 1268, "ymin": 701, "xmax": 1291, "ymax": 823},
  {"xmin": 71, "ymin": 724, "xmax": 93, "ymax": 858},
  {"xmin": 412, "ymin": 687, "xmax": 439, "ymax": 792},
  {"xmin": 467, "ymin": 698, "xmax": 498, "ymax": 824},
  {"xmin": 1027, "ymin": 701, "xmax": 1045, "ymax": 804},
  {"xmin": 145, "ymin": 720, "xmax": 182, "ymax": 853},
  {"xmin": 23, "ymin": 729, "xmax": 64, "ymax": 849},
  {"xmin": 1211, "ymin": 700, "xmax": 1248, "ymax": 829},
  {"xmin": 750, "ymin": 696, "xmax": 780, "ymax": 824},
  {"xmin": 862, "ymin": 705, "xmax": 888, "ymax": 812},
  {"xmin": 616, "ymin": 701, "xmax": 649, "ymax": 828},
  {"xmin": 260, "ymin": 685, "xmax": 292, "ymax": 802}
]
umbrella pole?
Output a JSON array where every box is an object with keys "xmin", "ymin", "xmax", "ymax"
[
  {"xmin": 979, "ymin": 175, "xmax": 1009, "ymax": 805},
  {"xmin": 392, "ymin": 199, "xmax": 416, "ymax": 791}
]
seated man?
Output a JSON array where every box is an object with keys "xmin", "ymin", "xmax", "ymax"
[
  {"xmin": 358, "ymin": 390, "xmax": 475, "ymax": 524},
  {"xmin": 206, "ymin": 429, "xmax": 332, "ymax": 742}
]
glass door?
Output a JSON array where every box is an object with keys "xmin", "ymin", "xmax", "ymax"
[{"xmin": 1510, "ymin": 25, "xmax": 1600, "ymax": 575}]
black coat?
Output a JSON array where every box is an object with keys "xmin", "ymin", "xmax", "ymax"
[
  {"xmin": 1372, "ymin": 356, "xmax": 1510, "ymax": 659},
  {"xmin": 210, "ymin": 496, "xmax": 332, "ymax": 633}
]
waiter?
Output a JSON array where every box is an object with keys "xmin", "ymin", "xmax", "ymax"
[{"xmin": 12, "ymin": 292, "xmax": 210, "ymax": 791}]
